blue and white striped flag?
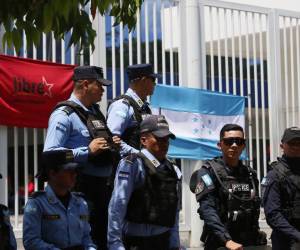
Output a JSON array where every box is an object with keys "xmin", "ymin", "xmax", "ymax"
[{"xmin": 150, "ymin": 84, "xmax": 246, "ymax": 160}]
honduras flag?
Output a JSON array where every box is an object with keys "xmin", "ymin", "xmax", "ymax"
[{"xmin": 150, "ymin": 84, "xmax": 246, "ymax": 160}]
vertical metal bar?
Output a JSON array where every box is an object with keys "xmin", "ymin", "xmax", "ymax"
[
  {"xmin": 259, "ymin": 14, "xmax": 267, "ymax": 177},
  {"xmin": 231, "ymin": 10, "xmax": 237, "ymax": 95},
  {"xmin": 238, "ymin": 11, "xmax": 244, "ymax": 96},
  {"xmin": 61, "ymin": 38, "xmax": 65, "ymax": 64},
  {"xmin": 245, "ymin": 11, "xmax": 253, "ymax": 167},
  {"xmin": 145, "ymin": 1, "xmax": 150, "ymax": 63},
  {"xmin": 14, "ymin": 127, "xmax": 19, "ymax": 227},
  {"xmin": 290, "ymin": 18, "xmax": 296, "ymax": 125},
  {"xmin": 217, "ymin": 8, "xmax": 222, "ymax": 91},
  {"xmin": 0, "ymin": 126, "xmax": 8, "ymax": 206},
  {"xmin": 169, "ymin": 3, "xmax": 174, "ymax": 85},
  {"xmin": 24, "ymin": 128, "xmax": 29, "ymax": 203},
  {"xmin": 209, "ymin": 7, "xmax": 215, "ymax": 91},
  {"xmin": 52, "ymin": 32, "xmax": 56, "ymax": 62},
  {"xmin": 161, "ymin": 1, "xmax": 166, "ymax": 84},
  {"xmin": 297, "ymin": 19, "xmax": 300, "ymax": 124},
  {"xmin": 137, "ymin": 8, "xmax": 142, "ymax": 64},
  {"xmin": 129, "ymin": 31, "xmax": 133, "ymax": 65},
  {"xmin": 283, "ymin": 17, "xmax": 289, "ymax": 127},
  {"xmin": 111, "ymin": 16, "xmax": 116, "ymax": 99},
  {"xmin": 23, "ymin": 30, "xmax": 27, "ymax": 58},
  {"xmin": 224, "ymin": 8, "xmax": 229, "ymax": 93},
  {"xmin": 120, "ymin": 21, "xmax": 124, "ymax": 94},
  {"xmin": 153, "ymin": 0, "xmax": 158, "ymax": 74},
  {"xmin": 33, "ymin": 129, "xmax": 38, "ymax": 191},
  {"xmin": 43, "ymin": 33, "xmax": 47, "ymax": 61},
  {"xmin": 252, "ymin": 12, "xmax": 261, "ymax": 184}
]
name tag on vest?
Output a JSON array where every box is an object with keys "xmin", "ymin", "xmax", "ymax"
[
  {"xmin": 232, "ymin": 183, "xmax": 250, "ymax": 192},
  {"xmin": 92, "ymin": 120, "xmax": 105, "ymax": 129}
]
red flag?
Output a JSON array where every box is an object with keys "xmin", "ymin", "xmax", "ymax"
[{"xmin": 0, "ymin": 54, "xmax": 76, "ymax": 128}]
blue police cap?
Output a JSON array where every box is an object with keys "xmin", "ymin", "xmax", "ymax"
[
  {"xmin": 127, "ymin": 64, "xmax": 160, "ymax": 82},
  {"xmin": 42, "ymin": 150, "xmax": 79, "ymax": 170},
  {"xmin": 73, "ymin": 66, "xmax": 112, "ymax": 86},
  {"xmin": 140, "ymin": 115, "xmax": 175, "ymax": 139}
]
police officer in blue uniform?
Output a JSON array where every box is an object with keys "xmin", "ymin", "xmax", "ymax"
[
  {"xmin": 43, "ymin": 66, "xmax": 121, "ymax": 249},
  {"xmin": 107, "ymin": 115, "xmax": 181, "ymax": 250},
  {"xmin": 23, "ymin": 150, "xmax": 96, "ymax": 250},
  {"xmin": 262, "ymin": 127, "xmax": 300, "ymax": 250},
  {"xmin": 189, "ymin": 124, "xmax": 267, "ymax": 250},
  {"xmin": 107, "ymin": 64, "xmax": 159, "ymax": 157},
  {"xmin": 0, "ymin": 173, "xmax": 17, "ymax": 250}
]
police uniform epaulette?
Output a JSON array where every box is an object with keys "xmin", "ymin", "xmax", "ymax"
[
  {"xmin": 29, "ymin": 191, "xmax": 46, "ymax": 198},
  {"xmin": 124, "ymin": 153, "xmax": 139, "ymax": 164},
  {"xmin": 60, "ymin": 105, "xmax": 74, "ymax": 116}
]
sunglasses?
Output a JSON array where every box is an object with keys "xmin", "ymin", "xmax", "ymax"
[{"xmin": 222, "ymin": 137, "xmax": 246, "ymax": 146}]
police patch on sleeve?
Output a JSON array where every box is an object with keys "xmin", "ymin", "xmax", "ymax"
[
  {"xmin": 201, "ymin": 174, "xmax": 213, "ymax": 188},
  {"xmin": 261, "ymin": 177, "xmax": 269, "ymax": 186},
  {"xmin": 118, "ymin": 171, "xmax": 130, "ymax": 180},
  {"xmin": 195, "ymin": 181, "xmax": 205, "ymax": 194},
  {"xmin": 24, "ymin": 203, "xmax": 37, "ymax": 213}
]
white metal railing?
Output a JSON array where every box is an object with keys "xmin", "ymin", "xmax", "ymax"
[{"xmin": 1, "ymin": 0, "xmax": 300, "ymax": 246}]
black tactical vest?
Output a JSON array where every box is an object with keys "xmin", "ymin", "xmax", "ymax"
[
  {"xmin": 271, "ymin": 160, "xmax": 300, "ymax": 229},
  {"xmin": 111, "ymin": 95, "xmax": 151, "ymax": 150},
  {"xmin": 125, "ymin": 153, "xmax": 179, "ymax": 227},
  {"xmin": 0, "ymin": 205, "xmax": 10, "ymax": 250},
  {"xmin": 54, "ymin": 100, "xmax": 114, "ymax": 166},
  {"xmin": 206, "ymin": 160, "xmax": 260, "ymax": 240}
]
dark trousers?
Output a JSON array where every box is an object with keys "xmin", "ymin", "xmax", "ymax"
[
  {"xmin": 77, "ymin": 174, "xmax": 112, "ymax": 250},
  {"xmin": 271, "ymin": 231, "xmax": 294, "ymax": 250},
  {"xmin": 124, "ymin": 231, "xmax": 170, "ymax": 250}
]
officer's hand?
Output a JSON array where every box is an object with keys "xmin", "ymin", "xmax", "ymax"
[
  {"xmin": 88, "ymin": 138, "xmax": 110, "ymax": 155},
  {"xmin": 225, "ymin": 240, "xmax": 243, "ymax": 250},
  {"xmin": 112, "ymin": 136, "xmax": 121, "ymax": 149}
]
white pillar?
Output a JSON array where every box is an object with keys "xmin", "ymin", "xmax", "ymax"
[
  {"xmin": 92, "ymin": 11, "xmax": 108, "ymax": 115},
  {"xmin": 0, "ymin": 126, "xmax": 8, "ymax": 205},
  {"xmin": 179, "ymin": 0, "xmax": 205, "ymax": 247}
]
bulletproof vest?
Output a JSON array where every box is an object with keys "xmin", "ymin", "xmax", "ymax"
[
  {"xmin": 111, "ymin": 95, "xmax": 151, "ymax": 150},
  {"xmin": 207, "ymin": 160, "xmax": 260, "ymax": 235},
  {"xmin": 271, "ymin": 160, "xmax": 300, "ymax": 229},
  {"xmin": 0, "ymin": 205, "xmax": 10, "ymax": 250},
  {"xmin": 54, "ymin": 101, "xmax": 114, "ymax": 166},
  {"xmin": 125, "ymin": 153, "xmax": 179, "ymax": 227}
]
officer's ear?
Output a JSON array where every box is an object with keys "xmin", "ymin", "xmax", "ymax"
[
  {"xmin": 140, "ymin": 132, "xmax": 150, "ymax": 147},
  {"xmin": 217, "ymin": 141, "xmax": 222, "ymax": 150}
]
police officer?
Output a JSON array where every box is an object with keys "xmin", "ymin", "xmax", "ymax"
[
  {"xmin": 189, "ymin": 124, "xmax": 267, "ymax": 250},
  {"xmin": 43, "ymin": 66, "xmax": 121, "ymax": 249},
  {"xmin": 0, "ymin": 173, "xmax": 17, "ymax": 250},
  {"xmin": 23, "ymin": 150, "xmax": 96, "ymax": 250},
  {"xmin": 107, "ymin": 115, "xmax": 181, "ymax": 250},
  {"xmin": 107, "ymin": 64, "xmax": 159, "ymax": 156},
  {"xmin": 262, "ymin": 127, "xmax": 300, "ymax": 250}
]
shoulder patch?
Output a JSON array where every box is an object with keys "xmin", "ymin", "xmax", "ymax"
[
  {"xmin": 29, "ymin": 191, "xmax": 45, "ymax": 198},
  {"xmin": 261, "ymin": 177, "xmax": 269, "ymax": 186},
  {"xmin": 195, "ymin": 181, "xmax": 205, "ymax": 194},
  {"xmin": 201, "ymin": 174, "xmax": 213, "ymax": 187},
  {"xmin": 118, "ymin": 170, "xmax": 130, "ymax": 180}
]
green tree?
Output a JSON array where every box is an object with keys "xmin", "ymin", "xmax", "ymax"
[{"xmin": 0, "ymin": 0, "xmax": 143, "ymax": 52}]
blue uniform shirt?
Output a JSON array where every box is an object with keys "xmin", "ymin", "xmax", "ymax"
[
  {"xmin": 0, "ymin": 205, "xmax": 17, "ymax": 250},
  {"xmin": 107, "ymin": 88, "xmax": 150, "ymax": 157},
  {"xmin": 107, "ymin": 149, "xmax": 181, "ymax": 250},
  {"xmin": 44, "ymin": 94, "xmax": 112, "ymax": 177},
  {"xmin": 23, "ymin": 185, "xmax": 96, "ymax": 250},
  {"xmin": 262, "ymin": 158, "xmax": 300, "ymax": 243}
]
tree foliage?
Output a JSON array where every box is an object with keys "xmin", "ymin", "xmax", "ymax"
[{"xmin": 0, "ymin": 0, "xmax": 143, "ymax": 52}]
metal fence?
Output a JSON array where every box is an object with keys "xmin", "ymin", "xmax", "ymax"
[{"xmin": 1, "ymin": 0, "xmax": 300, "ymax": 245}]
